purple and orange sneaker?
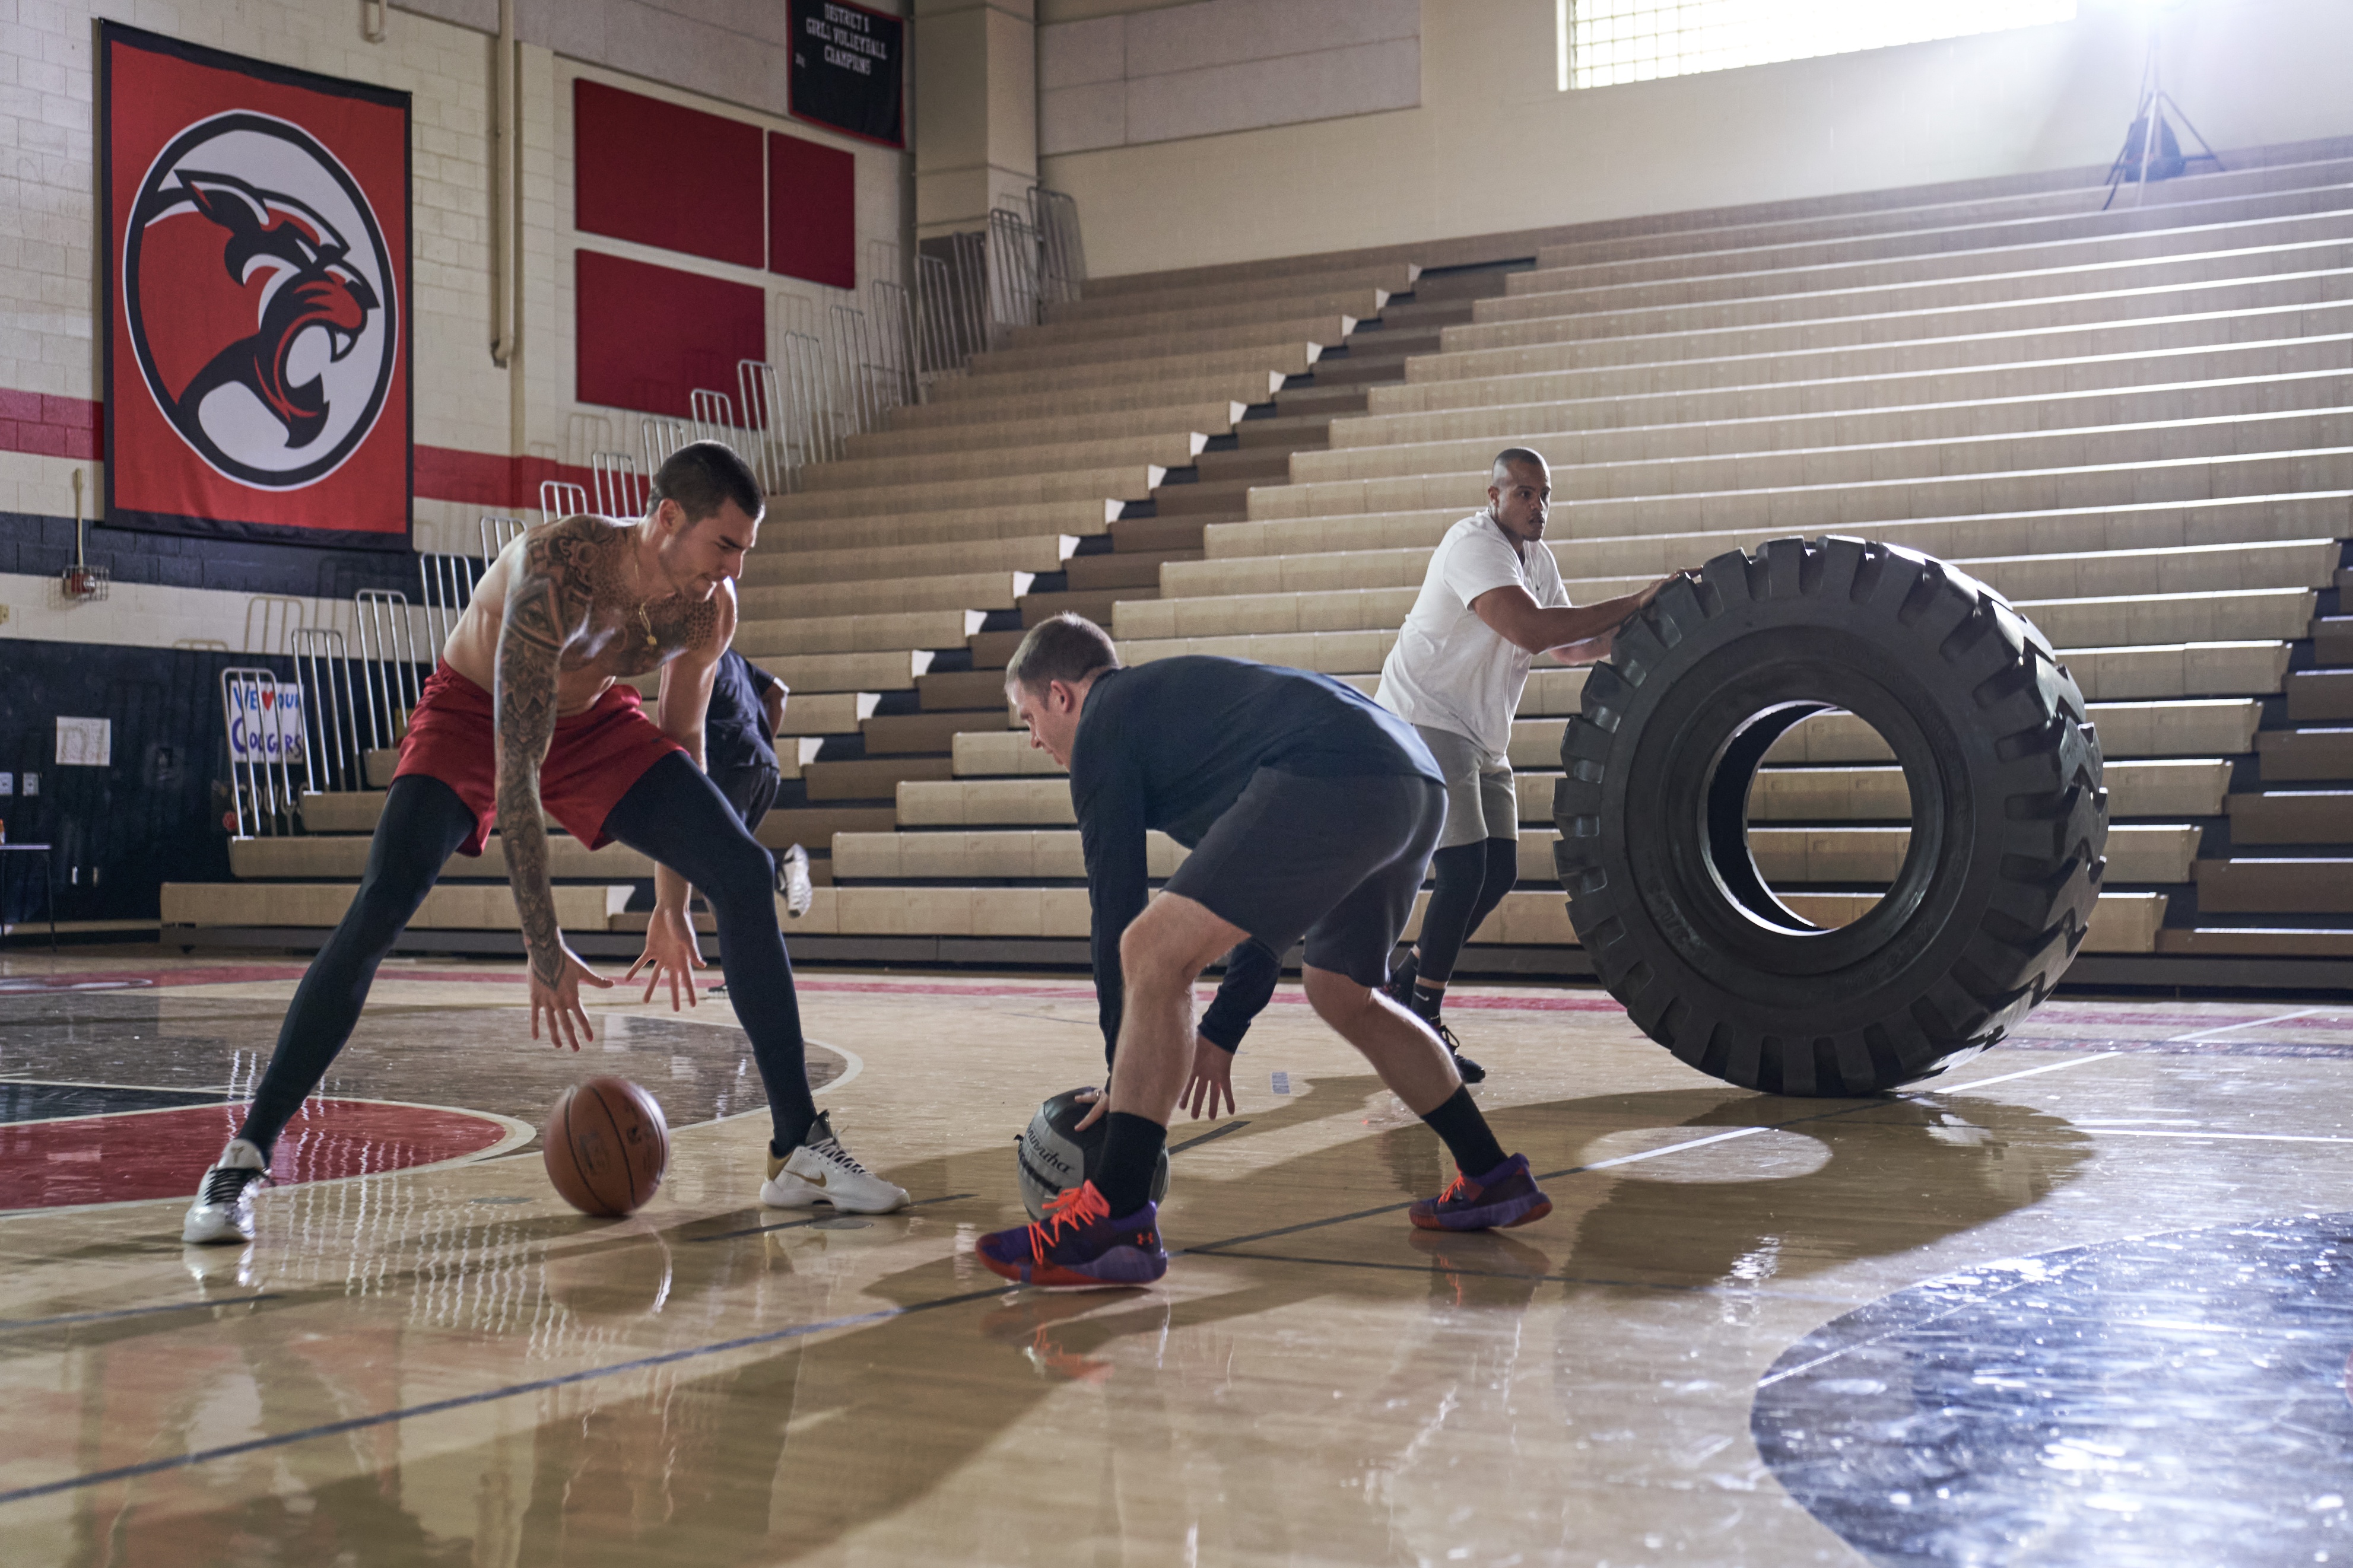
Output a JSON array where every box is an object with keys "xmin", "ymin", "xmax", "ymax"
[
  {"xmin": 1408, "ymin": 1153, "xmax": 1552, "ymax": 1232},
  {"xmin": 976, "ymin": 1180, "xmax": 1169, "ymax": 1289}
]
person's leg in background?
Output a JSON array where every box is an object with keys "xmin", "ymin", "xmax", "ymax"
[
  {"xmin": 1387, "ymin": 730, "xmax": 1516, "ymax": 1082},
  {"xmin": 603, "ymin": 753, "xmax": 904, "ymax": 1211},
  {"xmin": 702, "ymin": 761, "xmax": 789, "ymax": 993}
]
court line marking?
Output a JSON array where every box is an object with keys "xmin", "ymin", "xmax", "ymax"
[
  {"xmin": 687, "ymin": 1192, "xmax": 979, "ymax": 1243},
  {"xmin": 1190, "ymin": 1249, "xmax": 1865, "ymax": 1305},
  {"xmin": 1919, "ymin": 1052, "xmax": 2121, "ymax": 1096},
  {"xmin": 1168, "ymin": 1119, "xmax": 1253, "ymax": 1154},
  {"xmin": 0, "ymin": 1048, "xmax": 2136, "ymax": 1497},
  {"xmin": 0, "ymin": 1286, "xmax": 1014, "ymax": 1508},
  {"xmin": 707, "ymin": 1038, "xmax": 864, "ymax": 1123},
  {"xmin": 0, "ymin": 1098, "xmax": 539, "ymax": 1223},
  {"xmin": 1183, "ymin": 1051, "xmax": 2125, "ymax": 1255},
  {"xmin": 2165, "ymin": 1006, "xmax": 2329, "ymax": 1042},
  {"xmin": 0, "ymin": 1295, "xmax": 281, "ymax": 1334},
  {"xmin": 2085, "ymin": 1128, "xmax": 2353, "ymax": 1146}
]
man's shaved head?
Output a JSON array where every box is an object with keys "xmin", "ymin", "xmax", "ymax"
[
  {"xmin": 1487, "ymin": 447, "xmax": 1551, "ymax": 551},
  {"xmin": 1491, "ymin": 446, "xmax": 1546, "ymax": 485}
]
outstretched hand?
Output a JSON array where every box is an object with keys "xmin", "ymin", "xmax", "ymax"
[
  {"xmin": 624, "ymin": 905, "xmax": 706, "ymax": 1011},
  {"xmin": 529, "ymin": 943, "xmax": 614, "ymax": 1051},
  {"xmin": 1633, "ymin": 570, "xmax": 1692, "ymax": 613},
  {"xmin": 1182, "ymin": 1034, "xmax": 1237, "ymax": 1121}
]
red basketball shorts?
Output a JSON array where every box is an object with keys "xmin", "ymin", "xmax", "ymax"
[{"xmin": 390, "ymin": 661, "xmax": 684, "ymax": 855}]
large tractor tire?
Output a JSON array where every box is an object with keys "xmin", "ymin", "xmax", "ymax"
[{"xmin": 1552, "ymin": 536, "xmax": 2106, "ymax": 1095}]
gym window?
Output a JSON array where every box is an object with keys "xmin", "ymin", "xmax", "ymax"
[{"xmin": 1555, "ymin": 0, "xmax": 2079, "ymax": 92}]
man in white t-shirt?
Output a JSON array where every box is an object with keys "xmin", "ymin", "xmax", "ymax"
[{"xmin": 1375, "ymin": 447, "xmax": 1676, "ymax": 1076}]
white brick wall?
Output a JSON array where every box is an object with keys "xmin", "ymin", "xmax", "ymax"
[{"xmin": 0, "ymin": 0, "xmax": 913, "ymax": 644}]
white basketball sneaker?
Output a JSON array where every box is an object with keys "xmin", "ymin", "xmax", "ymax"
[
  {"xmin": 779, "ymin": 842, "xmax": 815, "ymax": 919},
  {"xmin": 182, "ymin": 1138, "xmax": 269, "ymax": 1245},
  {"xmin": 761, "ymin": 1113, "xmax": 907, "ymax": 1213}
]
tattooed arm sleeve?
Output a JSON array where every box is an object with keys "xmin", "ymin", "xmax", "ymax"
[{"xmin": 496, "ymin": 523, "xmax": 596, "ymax": 984}]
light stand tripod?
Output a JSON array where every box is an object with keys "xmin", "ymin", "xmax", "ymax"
[{"xmin": 2103, "ymin": 20, "xmax": 2222, "ymax": 210}]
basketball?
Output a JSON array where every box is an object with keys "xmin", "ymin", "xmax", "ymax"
[
  {"xmin": 544, "ymin": 1076, "xmax": 671, "ymax": 1217},
  {"xmin": 1014, "ymin": 1086, "xmax": 1170, "ymax": 1221}
]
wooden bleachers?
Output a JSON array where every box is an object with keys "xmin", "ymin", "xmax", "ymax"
[{"xmin": 167, "ymin": 138, "xmax": 2352, "ymax": 984}]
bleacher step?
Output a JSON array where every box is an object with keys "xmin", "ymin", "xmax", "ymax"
[
  {"xmin": 2258, "ymin": 729, "xmax": 2353, "ymax": 781},
  {"xmin": 2158, "ymin": 928, "xmax": 2353, "ymax": 958},
  {"xmin": 2192, "ymin": 858, "xmax": 2353, "ymax": 912},
  {"xmin": 920, "ymin": 669, "xmax": 1020, "ymax": 710},
  {"xmin": 1067, "ymin": 549, "xmax": 1200, "ymax": 591},
  {"xmin": 2226, "ymin": 791, "xmax": 2353, "ymax": 844},
  {"xmin": 2287, "ymin": 669, "xmax": 2353, "ymax": 721},
  {"xmin": 863, "ymin": 708, "xmax": 1009, "ymax": 755},
  {"xmin": 804, "ymin": 756, "xmax": 955, "ymax": 802}
]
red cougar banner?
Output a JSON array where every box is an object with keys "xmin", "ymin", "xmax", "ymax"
[{"xmin": 101, "ymin": 24, "xmax": 411, "ymax": 550}]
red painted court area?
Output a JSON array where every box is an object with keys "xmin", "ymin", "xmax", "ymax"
[{"xmin": 0, "ymin": 1099, "xmax": 514, "ymax": 1210}]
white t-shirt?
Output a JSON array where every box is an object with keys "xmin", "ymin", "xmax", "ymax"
[{"xmin": 1374, "ymin": 510, "xmax": 1570, "ymax": 761}]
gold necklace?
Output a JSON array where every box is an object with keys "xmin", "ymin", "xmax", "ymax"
[{"xmin": 626, "ymin": 550, "xmax": 659, "ymax": 650}]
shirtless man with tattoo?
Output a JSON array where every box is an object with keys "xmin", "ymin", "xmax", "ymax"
[{"xmin": 182, "ymin": 441, "xmax": 906, "ymax": 1245}]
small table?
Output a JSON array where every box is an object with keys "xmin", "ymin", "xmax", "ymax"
[{"xmin": 0, "ymin": 844, "xmax": 58, "ymax": 952}]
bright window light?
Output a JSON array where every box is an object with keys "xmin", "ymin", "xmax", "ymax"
[{"xmin": 1558, "ymin": 0, "xmax": 2079, "ymax": 91}]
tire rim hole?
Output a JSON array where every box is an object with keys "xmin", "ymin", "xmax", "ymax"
[{"xmin": 1704, "ymin": 705, "xmax": 1914, "ymax": 936}]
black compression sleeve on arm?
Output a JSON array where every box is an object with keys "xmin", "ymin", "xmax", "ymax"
[{"xmin": 1198, "ymin": 938, "xmax": 1281, "ymax": 1052}]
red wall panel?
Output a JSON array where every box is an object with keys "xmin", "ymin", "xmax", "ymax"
[
  {"xmin": 574, "ymin": 80, "xmax": 764, "ymax": 269},
  {"xmin": 575, "ymin": 252, "xmax": 765, "ymax": 416},
  {"xmin": 769, "ymin": 130, "xmax": 856, "ymax": 290}
]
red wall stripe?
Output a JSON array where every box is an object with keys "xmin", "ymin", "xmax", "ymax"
[
  {"xmin": 769, "ymin": 129, "xmax": 856, "ymax": 290},
  {"xmin": 574, "ymin": 80, "xmax": 765, "ymax": 270},
  {"xmin": 0, "ymin": 390, "xmax": 104, "ymax": 460},
  {"xmin": 574, "ymin": 250, "xmax": 766, "ymax": 418},
  {"xmin": 0, "ymin": 388, "xmax": 590, "ymax": 515}
]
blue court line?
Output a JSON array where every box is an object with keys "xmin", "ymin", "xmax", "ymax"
[
  {"xmin": 0, "ymin": 1284, "xmax": 1010, "ymax": 1507},
  {"xmin": 687, "ymin": 1191, "xmax": 978, "ymax": 1242},
  {"xmin": 0, "ymin": 1295, "xmax": 281, "ymax": 1334}
]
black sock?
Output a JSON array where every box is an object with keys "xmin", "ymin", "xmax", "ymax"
[
  {"xmin": 1410, "ymin": 982, "xmax": 1445, "ymax": 1025},
  {"xmin": 1097, "ymin": 1112, "xmax": 1167, "ymax": 1216},
  {"xmin": 1420, "ymin": 1086, "xmax": 1506, "ymax": 1177}
]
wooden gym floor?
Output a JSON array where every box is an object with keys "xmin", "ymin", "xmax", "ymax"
[{"xmin": 2, "ymin": 952, "xmax": 2351, "ymax": 1565}]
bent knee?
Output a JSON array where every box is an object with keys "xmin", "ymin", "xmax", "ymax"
[
  {"xmin": 701, "ymin": 841, "xmax": 776, "ymax": 907},
  {"xmin": 1302, "ymin": 966, "xmax": 1377, "ymax": 1023}
]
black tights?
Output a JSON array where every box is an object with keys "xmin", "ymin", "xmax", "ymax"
[
  {"xmin": 238, "ymin": 755, "xmax": 820, "ymax": 1158},
  {"xmin": 1415, "ymin": 838, "xmax": 1519, "ymax": 984}
]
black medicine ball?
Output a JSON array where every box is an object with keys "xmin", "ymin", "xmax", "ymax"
[{"xmin": 1014, "ymin": 1085, "xmax": 1170, "ymax": 1220}]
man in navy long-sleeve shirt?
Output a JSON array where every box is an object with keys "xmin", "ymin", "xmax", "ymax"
[{"xmin": 973, "ymin": 614, "xmax": 1553, "ymax": 1289}]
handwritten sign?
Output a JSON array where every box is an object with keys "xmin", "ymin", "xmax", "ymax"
[{"xmin": 224, "ymin": 683, "xmax": 307, "ymax": 764}]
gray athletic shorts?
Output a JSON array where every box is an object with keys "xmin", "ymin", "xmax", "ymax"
[
  {"xmin": 1164, "ymin": 769, "xmax": 1446, "ymax": 988},
  {"xmin": 1415, "ymin": 724, "xmax": 1517, "ymax": 849}
]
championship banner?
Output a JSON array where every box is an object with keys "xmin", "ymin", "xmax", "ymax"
[
  {"xmin": 100, "ymin": 24, "xmax": 412, "ymax": 551},
  {"xmin": 789, "ymin": 0, "xmax": 904, "ymax": 148}
]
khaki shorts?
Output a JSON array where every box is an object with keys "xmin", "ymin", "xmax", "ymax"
[{"xmin": 1414, "ymin": 724, "xmax": 1517, "ymax": 849}]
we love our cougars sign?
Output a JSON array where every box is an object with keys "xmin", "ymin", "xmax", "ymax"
[{"xmin": 101, "ymin": 24, "xmax": 412, "ymax": 551}]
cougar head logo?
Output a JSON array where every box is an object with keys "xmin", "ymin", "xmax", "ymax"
[{"xmin": 125, "ymin": 113, "xmax": 397, "ymax": 489}]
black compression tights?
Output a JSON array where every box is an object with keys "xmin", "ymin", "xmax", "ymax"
[
  {"xmin": 1415, "ymin": 838, "xmax": 1520, "ymax": 985},
  {"xmin": 237, "ymin": 756, "xmax": 819, "ymax": 1159}
]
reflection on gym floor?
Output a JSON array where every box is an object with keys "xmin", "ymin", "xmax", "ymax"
[{"xmin": 4, "ymin": 956, "xmax": 2352, "ymax": 1564}]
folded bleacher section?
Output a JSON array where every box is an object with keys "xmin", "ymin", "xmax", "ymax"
[{"xmin": 169, "ymin": 138, "xmax": 2353, "ymax": 987}]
